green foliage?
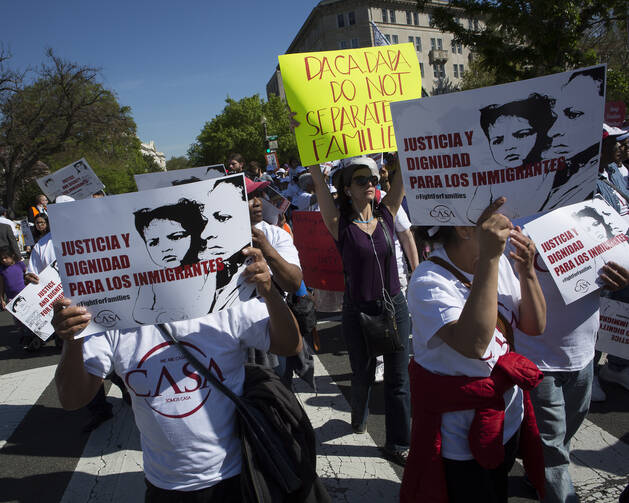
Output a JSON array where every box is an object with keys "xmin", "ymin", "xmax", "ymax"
[
  {"xmin": 459, "ymin": 57, "xmax": 496, "ymax": 91},
  {"xmin": 166, "ymin": 156, "xmax": 191, "ymax": 171},
  {"xmin": 0, "ymin": 49, "xmax": 143, "ymax": 212},
  {"xmin": 418, "ymin": 0, "xmax": 628, "ymax": 83},
  {"xmin": 607, "ymin": 68, "xmax": 629, "ymax": 104},
  {"xmin": 188, "ymin": 94, "xmax": 298, "ymax": 167}
]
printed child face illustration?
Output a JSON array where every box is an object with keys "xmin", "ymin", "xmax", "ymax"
[
  {"xmin": 201, "ymin": 182, "xmax": 249, "ymax": 259},
  {"xmin": 547, "ymin": 76, "xmax": 601, "ymax": 157},
  {"xmin": 143, "ymin": 219, "xmax": 192, "ymax": 267},
  {"xmin": 487, "ymin": 115, "xmax": 537, "ymax": 168},
  {"xmin": 579, "ymin": 215, "xmax": 612, "ymax": 242}
]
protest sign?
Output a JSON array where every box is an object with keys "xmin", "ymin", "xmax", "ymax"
[
  {"xmin": 5, "ymin": 262, "xmax": 94, "ymax": 341},
  {"xmin": 265, "ymin": 152, "xmax": 279, "ymax": 171},
  {"xmin": 48, "ymin": 174, "xmax": 254, "ymax": 337},
  {"xmin": 390, "ymin": 65, "xmax": 606, "ymax": 225},
  {"xmin": 292, "ymin": 211, "xmax": 344, "ymax": 291},
  {"xmin": 261, "ymin": 185, "xmax": 290, "ymax": 225},
  {"xmin": 596, "ymin": 298, "xmax": 629, "ymax": 360},
  {"xmin": 134, "ymin": 164, "xmax": 226, "ymax": 191},
  {"xmin": 524, "ymin": 198, "xmax": 629, "ymax": 304},
  {"xmin": 605, "ymin": 101, "xmax": 626, "ymax": 128},
  {"xmin": 279, "ymin": 43, "xmax": 422, "ymax": 165},
  {"xmin": 16, "ymin": 219, "xmax": 34, "ymax": 249},
  {"xmin": 37, "ymin": 158, "xmax": 105, "ymax": 201}
]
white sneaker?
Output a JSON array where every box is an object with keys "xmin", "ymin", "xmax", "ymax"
[
  {"xmin": 599, "ymin": 364, "xmax": 629, "ymax": 391},
  {"xmin": 374, "ymin": 361, "xmax": 385, "ymax": 383},
  {"xmin": 590, "ymin": 375, "xmax": 607, "ymax": 402}
]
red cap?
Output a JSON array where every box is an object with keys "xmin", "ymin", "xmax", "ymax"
[{"xmin": 245, "ymin": 177, "xmax": 271, "ymax": 194}]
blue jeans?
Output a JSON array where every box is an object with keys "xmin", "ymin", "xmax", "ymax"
[
  {"xmin": 529, "ymin": 359, "xmax": 593, "ymax": 503},
  {"xmin": 342, "ymin": 291, "xmax": 411, "ymax": 451}
]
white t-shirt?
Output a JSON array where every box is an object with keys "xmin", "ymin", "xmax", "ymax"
[
  {"xmin": 27, "ymin": 233, "xmax": 56, "ymax": 274},
  {"xmin": 408, "ymin": 247, "xmax": 524, "ymax": 461},
  {"xmin": 514, "ymin": 214, "xmax": 600, "ymax": 371},
  {"xmin": 82, "ymin": 298, "xmax": 270, "ymax": 491},
  {"xmin": 255, "ymin": 220, "xmax": 301, "ymax": 269},
  {"xmin": 394, "ymin": 207, "xmax": 412, "ymax": 289}
]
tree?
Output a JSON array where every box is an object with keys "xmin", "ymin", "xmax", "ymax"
[
  {"xmin": 418, "ymin": 0, "xmax": 628, "ymax": 84},
  {"xmin": 0, "ymin": 49, "xmax": 142, "ymax": 212},
  {"xmin": 459, "ymin": 56, "xmax": 496, "ymax": 91},
  {"xmin": 188, "ymin": 94, "xmax": 298, "ymax": 168},
  {"xmin": 166, "ymin": 156, "xmax": 191, "ymax": 171}
]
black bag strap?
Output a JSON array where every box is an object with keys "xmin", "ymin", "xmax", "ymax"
[
  {"xmin": 378, "ymin": 216, "xmax": 394, "ymax": 295},
  {"xmin": 155, "ymin": 323, "xmax": 301, "ymax": 494}
]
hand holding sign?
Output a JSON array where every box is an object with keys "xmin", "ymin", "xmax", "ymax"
[
  {"xmin": 241, "ymin": 247, "xmax": 272, "ymax": 298},
  {"xmin": 52, "ymin": 298, "xmax": 91, "ymax": 341},
  {"xmin": 509, "ymin": 226, "xmax": 536, "ymax": 277},
  {"xmin": 600, "ymin": 262, "xmax": 629, "ymax": 291},
  {"xmin": 477, "ymin": 197, "xmax": 513, "ymax": 259}
]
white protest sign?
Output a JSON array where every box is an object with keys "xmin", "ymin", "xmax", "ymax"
[
  {"xmin": 48, "ymin": 174, "xmax": 255, "ymax": 337},
  {"xmin": 261, "ymin": 185, "xmax": 290, "ymax": 225},
  {"xmin": 134, "ymin": 165, "xmax": 226, "ymax": 191},
  {"xmin": 37, "ymin": 158, "xmax": 105, "ymax": 201},
  {"xmin": 524, "ymin": 198, "xmax": 629, "ymax": 304},
  {"xmin": 5, "ymin": 262, "xmax": 97, "ymax": 341},
  {"xmin": 390, "ymin": 65, "xmax": 605, "ymax": 225},
  {"xmin": 596, "ymin": 298, "xmax": 629, "ymax": 359}
]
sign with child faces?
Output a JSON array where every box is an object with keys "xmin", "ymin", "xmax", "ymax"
[
  {"xmin": 48, "ymin": 174, "xmax": 255, "ymax": 337},
  {"xmin": 524, "ymin": 198, "xmax": 629, "ymax": 305},
  {"xmin": 596, "ymin": 298, "xmax": 629, "ymax": 359},
  {"xmin": 134, "ymin": 164, "xmax": 226, "ymax": 191},
  {"xmin": 37, "ymin": 158, "xmax": 105, "ymax": 201},
  {"xmin": 279, "ymin": 43, "xmax": 422, "ymax": 165},
  {"xmin": 390, "ymin": 65, "xmax": 606, "ymax": 225}
]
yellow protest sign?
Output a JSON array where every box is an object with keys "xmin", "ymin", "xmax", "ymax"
[{"xmin": 279, "ymin": 43, "xmax": 422, "ymax": 165}]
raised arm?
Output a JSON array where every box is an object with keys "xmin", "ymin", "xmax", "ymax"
[
  {"xmin": 308, "ymin": 165, "xmax": 341, "ymax": 240},
  {"xmin": 52, "ymin": 299, "xmax": 104, "ymax": 410},
  {"xmin": 397, "ymin": 228, "xmax": 420, "ymax": 273},
  {"xmin": 382, "ymin": 156, "xmax": 405, "ymax": 218},
  {"xmin": 436, "ymin": 198, "xmax": 512, "ymax": 358},
  {"xmin": 242, "ymin": 247, "xmax": 302, "ymax": 356},
  {"xmin": 510, "ymin": 227, "xmax": 546, "ymax": 335}
]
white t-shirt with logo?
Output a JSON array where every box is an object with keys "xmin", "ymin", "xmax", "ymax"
[
  {"xmin": 514, "ymin": 214, "xmax": 600, "ymax": 372},
  {"xmin": 82, "ymin": 298, "xmax": 270, "ymax": 491},
  {"xmin": 408, "ymin": 247, "xmax": 524, "ymax": 461}
]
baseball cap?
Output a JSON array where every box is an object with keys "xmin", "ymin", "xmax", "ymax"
[{"xmin": 244, "ymin": 177, "xmax": 271, "ymax": 194}]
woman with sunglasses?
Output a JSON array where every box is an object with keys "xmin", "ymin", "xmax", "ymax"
[{"xmin": 308, "ymin": 155, "xmax": 411, "ymax": 466}]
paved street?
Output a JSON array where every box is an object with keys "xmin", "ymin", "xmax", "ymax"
[{"xmin": 1, "ymin": 311, "xmax": 628, "ymax": 502}]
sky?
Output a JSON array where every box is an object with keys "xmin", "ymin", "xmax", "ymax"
[{"xmin": 0, "ymin": 0, "xmax": 316, "ymax": 159}]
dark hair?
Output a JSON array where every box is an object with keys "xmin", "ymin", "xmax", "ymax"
[
  {"xmin": 565, "ymin": 67, "xmax": 605, "ymax": 96},
  {"xmin": 414, "ymin": 226, "xmax": 457, "ymax": 247},
  {"xmin": 11, "ymin": 295, "xmax": 26, "ymax": 313},
  {"xmin": 212, "ymin": 176, "xmax": 247, "ymax": 201},
  {"xmin": 333, "ymin": 165, "xmax": 381, "ymax": 219},
  {"xmin": 226, "ymin": 153, "xmax": 245, "ymax": 165},
  {"xmin": 134, "ymin": 198, "xmax": 207, "ymax": 265},
  {"xmin": 480, "ymin": 93, "xmax": 555, "ymax": 164},
  {"xmin": 573, "ymin": 206, "xmax": 614, "ymax": 240},
  {"xmin": 0, "ymin": 246, "xmax": 20, "ymax": 263},
  {"xmin": 33, "ymin": 213, "xmax": 50, "ymax": 241},
  {"xmin": 171, "ymin": 176, "xmax": 201, "ymax": 186}
]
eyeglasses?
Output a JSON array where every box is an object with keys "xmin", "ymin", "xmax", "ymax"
[{"xmin": 352, "ymin": 175, "xmax": 379, "ymax": 187}]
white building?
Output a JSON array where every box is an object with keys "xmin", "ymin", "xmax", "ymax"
[{"xmin": 140, "ymin": 141, "xmax": 167, "ymax": 171}]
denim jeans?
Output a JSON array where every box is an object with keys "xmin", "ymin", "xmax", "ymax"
[
  {"xmin": 529, "ymin": 358, "xmax": 593, "ymax": 503},
  {"xmin": 342, "ymin": 291, "xmax": 411, "ymax": 451}
]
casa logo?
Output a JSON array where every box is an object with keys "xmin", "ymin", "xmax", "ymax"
[
  {"xmin": 124, "ymin": 341, "xmax": 224, "ymax": 418},
  {"xmin": 574, "ymin": 279, "xmax": 590, "ymax": 293},
  {"xmin": 94, "ymin": 309, "xmax": 120, "ymax": 328},
  {"xmin": 429, "ymin": 204, "xmax": 454, "ymax": 223}
]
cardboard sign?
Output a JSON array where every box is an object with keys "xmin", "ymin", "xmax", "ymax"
[
  {"xmin": 37, "ymin": 158, "xmax": 105, "ymax": 201},
  {"xmin": 390, "ymin": 65, "xmax": 606, "ymax": 225},
  {"xmin": 279, "ymin": 43, "xmax": 422, "ymax": 165},
  {"xmin": 261, "ymin": 185, "xmax": 290, "ymax": 225},
  {"xmin": 48, "ymin": 174, "xmax": 255, "ymax": 337},
  {"xmin": 16, "ymin": 219, "xmax": 34, "ymax": 248},
  {"xmin": 265, "ymin": 152, "xmax": 279, "ymax": 171},
  {"xmin": 524, "ymin": 198, "xmax": 629, "ymax": 304},
  {"xmin": 605, "ymin": 101, "xmax": 626, "ymax": 127},
  {"xmin": 134, "ymin": 164, "xmax": 226, "ymax": 191},
  {"xmin": 292, "ymin": 211, "xmax": 344, "ymax": 291},
  {"xmin": 6, "ymin": 262, "xmax": 71, "ymax": 341},
  {"xmin": 596, "ymin": 298, "xmax": 629, "ymax": 359}
]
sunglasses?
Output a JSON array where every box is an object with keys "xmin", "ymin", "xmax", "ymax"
[{"xmin": 352, "ymin": 175, "xmax": 379, "ymax": 187}]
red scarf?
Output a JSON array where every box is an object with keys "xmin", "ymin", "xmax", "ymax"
[{"xmin": 400, "ymin": 352, "xmax": 545, "ymax": 502}]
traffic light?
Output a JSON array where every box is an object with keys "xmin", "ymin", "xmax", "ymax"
[{"xmin": 265, "ymin": 139, "xmax": 271, "ymax": 154}]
